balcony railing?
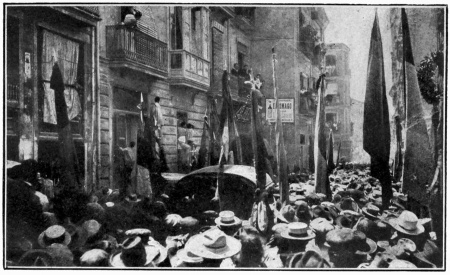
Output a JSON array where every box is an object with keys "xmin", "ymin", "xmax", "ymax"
[
  {"xmin": 106, "ymin": 25, "xmax": 168, "ymax": 78},
  {"xmin": 7, "ymin": 83, "xmax": 19, "ymax": 104},
  {"xmin": 169, "ymin": 49, "xmax": 210, "ymax": 91}
]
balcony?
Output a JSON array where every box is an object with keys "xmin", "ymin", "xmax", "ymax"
[
  {"xmin": 76, "ymin": 6, "xmax": 100, "ymax": 17},
  {"xmin": 168, "ymin": 50, "xmax": 210, "ymax": 91},
  {"xmin": 106, "ymin": 25, "xmax": 168, "ymax": 79}
]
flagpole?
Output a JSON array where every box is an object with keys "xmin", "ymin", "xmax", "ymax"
[{"xmin": 272, "ymin": 47, "xmax": 289, "ymax": 203}]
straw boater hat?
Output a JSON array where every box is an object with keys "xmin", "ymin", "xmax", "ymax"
[
  {"xmin": 280, "ymin": 222, "xmax": 315, "ymax": 241},
  {"xmin": 362, "ymin": 203, "xmax": 382, "ymax": 220},
  {"xmin": 38, "ymin": 225, "xmax": 72, "ymax": 248},
  {"xmin": 125, "ymin": 228, "xmax": 152, "ymax": 243},
  {"xmin": 184, "ymin": 228, "xmax": 241, "ymax": 259},
  {"xmin": 389, "ymin": 210, "xmax": 425, "ymax": 236},
  {"xmin": 215, "ymin": 211, "xmax": 242, "ymax": 227}
]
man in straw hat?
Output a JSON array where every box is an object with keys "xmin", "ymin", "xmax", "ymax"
[
  {"xmin": 280, "ymin": 222, "xmax": 315, "ymax": 255},
  {"xmin": 215, "ymin": 210, "xmax": 242, "ymax": 236},
  {"xmin": 184, "ymin": 227, "xmax": 241, "ymax": 267}
]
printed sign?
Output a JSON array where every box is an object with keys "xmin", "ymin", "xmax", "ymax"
[{"xmin": 266, "ymin": 98, "xmax": 294, "ymax": 123}]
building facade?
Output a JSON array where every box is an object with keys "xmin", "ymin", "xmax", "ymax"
[
  {"xmin": 6, "ymin": 5, "xmax": 329, "ymax": 191},
  {"xmin": 323, "ymin": 43, "xmax": 352, "ymax": 163},
  {"xmin": 252, "ymin": 7, "xmax": 329, "ymax": 173},
  {"xmin": 349, "ymin": 98, "xmax": 369, "ymax": 163},
  {"xmin": 6, "ymin": 6, "xmax": 101, "ymax": 191}
]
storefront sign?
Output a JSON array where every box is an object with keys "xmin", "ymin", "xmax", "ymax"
[{"xmin": 266, "ymin": 98, "xmax": 294, "ymax": 123}]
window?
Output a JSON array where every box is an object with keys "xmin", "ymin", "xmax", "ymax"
[
  {"xmin": 326, "ymin": 55, "xmax": 337, "ymax": 76},
  {"xmin": 300, "ymin": 134, "xmax": 306, "ymax": 145},
  {"xmin": 177, "ymin": 111, "xmax": 188, "ymax": 127},
  {"xmin": 299, "ymin": 9, "xmax": 305, "ymax": 27},
  {"xmin": 113, "ymin": 87, "xmax": 143, "ymax": 148},
  {"xmin": 326, "ymin": 113, "xmax": 337, "ymax": 124},
  {"xmin": 191, "ymin": 7, "xmax": 202, "ymax": 31},
  {"xmin": 300, "ymin": 73, "xmax": 306, "ymax": 90},
  {"xmin": 7, "ymin": 16, "xmax": 20, "ymax": 87},
  {"xmin": 237, "ymin": 42, "xmax": 248, "ymax": 70},
  {"xmin": 38, "ymin": 29, "xmax": 84, "ymax": 135},
  {"xmin": 170, "ymin": 7, "xmax": 183, "ymax": 50}
]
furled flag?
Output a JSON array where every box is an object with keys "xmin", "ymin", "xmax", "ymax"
[
  {"xmin": 137, "ymin": 92, "xmax": 144, "ymax": 124},
  {"xmin": 251, "ymin": 87, "xmax": 267, "ymax": 191},
  {"xmin": 327, "ymin": 130, "xmax": 335, "ymax": 173},
  {"xmin": 272, "ymin": 48, "xmax": 289, "ymax": 203},
  {"xmin": 401, "ymin": 8, "xmax": 434, "ymax": 204},
  {"xmin": 363, "ymin": 12, "xmax": 391, "ymax": 210},
  {"xmin": 314, "ymin": 74, "xmax": 331, "ymax": 200},
  {"xmin": 220, "ymin": 70, "xmax": 243, "ymax": 164},
  {"xmin": 196, "ymin": 113, "xmax": 209, "ymax": 169},
  {"xmin": 309, "ymin": 135, "xmax": 315, "ymax": 173},
  {"xmin": 207, "ymin": 95, "xmax": 221, "ymax": 166},
  {"xmin": 51, "ymin": 62, "xmax": 81, "ymax": 189},
  {"xmin": 393, "ymin": 114, "xmax": 403, "ymax": 182}
]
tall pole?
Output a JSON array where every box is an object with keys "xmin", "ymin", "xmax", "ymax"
[{"xmin": 272, "ymin": 47, "xmax": 289, "ymax": 203}]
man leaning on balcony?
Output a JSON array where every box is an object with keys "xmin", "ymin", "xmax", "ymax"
[{"xmin": 151, "ymin": 96, "xmax": 164, "ymax": 140}]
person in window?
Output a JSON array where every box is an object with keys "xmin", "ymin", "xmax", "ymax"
[
  {"xmin": 238, "ymin": 64, "xmax": 250, "ymax": 79},
  {"xmin": 231, "ymin": 63, "xmax": 240, "ymax": 77}
]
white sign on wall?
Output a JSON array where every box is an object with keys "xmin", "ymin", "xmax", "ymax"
[{"xmin": 266, "ymin": 98, "xmax": 294, "ymax": 123}]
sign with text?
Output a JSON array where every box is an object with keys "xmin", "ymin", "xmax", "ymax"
[{"xmin": 266, "ymin": 98, "xmax": 294, "ymax": 123}]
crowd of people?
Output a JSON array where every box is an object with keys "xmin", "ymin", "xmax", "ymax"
[{"xmin": 5, "ymin": 160, "xmax": 442, "ymax": 269}]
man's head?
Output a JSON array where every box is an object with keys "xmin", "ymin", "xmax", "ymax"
[
  {"xmin": 234, "ymin": 63, "xmax": 239, "ymax": 70},
  {"xmin": 129, "ymin": 141, "xmax": 135, "ymax": 148},
  {"xmin": 155, "ymin": 96, "xmax": 160, "ymax": 103}
]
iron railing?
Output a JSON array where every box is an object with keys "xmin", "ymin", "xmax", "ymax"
[
  {"xmin": 106, "ymin": 25, "xmax": 168, "ymax": 73},
  {"xmin": 7, "ymin": 83, "xmax": 19, "ymax": 103}
]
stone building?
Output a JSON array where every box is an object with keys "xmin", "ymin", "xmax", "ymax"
[
  {"xmin": 252, "ymin": 7, "xmax": 329, "ymax": 172},
  {"xmin": 323, "ymin": 43, "xmax": 352, "ymax": 162},
  {"xmin": 6, "ymin": 6, "xmax": 101, "ymax": 190},
  {"xmin": 6, "ymin": 5, "xmax": 329, "ymax": 190}
]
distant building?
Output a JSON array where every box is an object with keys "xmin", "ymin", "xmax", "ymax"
[
  {"xmin": 323, "ymin": 43, "xmax": 352, "ymax": 163},
  {"xmin": 252, "ymin": 7, "xmax": 329, "ymax": 173},
  {"xmin": 350, "ymin": 98, "xmax": 369, "ymax": 163}
]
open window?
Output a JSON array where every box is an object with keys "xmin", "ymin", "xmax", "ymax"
[{"xmin": 38, "ymin": 29, "xmax": 84, "ymax": 136}]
